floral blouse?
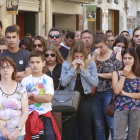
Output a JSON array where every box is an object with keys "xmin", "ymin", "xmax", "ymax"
[
  {"xmin": 115, "ymin": 74, "xmax": 140, "ymax": 111},
  {"xmin": 96, "ymin": 51, "xmax": 122, "ymax": 92},
  {"xmin": 0, "ymin": 83, "xmax": 28, "ymax": 136}
]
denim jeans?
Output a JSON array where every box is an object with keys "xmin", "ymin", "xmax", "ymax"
[
  {"xmin": 0, "ymin": 136, "xmax": 24, "ymax": 140},
  {"xmin": 91, "ymin": 89, "xmax": 114, "ymax": 140},
  {"xmin": 114, "ymin": 110, "xmax": 140, "ymax": 140}
]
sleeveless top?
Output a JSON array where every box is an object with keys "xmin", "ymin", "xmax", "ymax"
[
  {"xmin": 96, "ymin": 51, "xmax": 122, "ymax": 92},
  {"xmin": 115, "ymin": 73, "xmax": 140, "ymax": 111}
]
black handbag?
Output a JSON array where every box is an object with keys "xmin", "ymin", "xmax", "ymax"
[{"xmin": 52, "ymin": 83, "xmax": 80, "ymax": 112}]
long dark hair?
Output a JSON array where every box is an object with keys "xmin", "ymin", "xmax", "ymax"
[{"xmin": 121, "ymin": 48, "xmax": 140, "ymax": 77}]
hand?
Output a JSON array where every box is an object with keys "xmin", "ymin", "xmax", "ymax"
[
  {"xmin": 120, "ymin": 90, "xmax": 127, "ymax": 96},
  {"xmin": 94, "ymin": 48, "xmax": 100, "ymax": 58},
  {"xmin": 8, "ymin": 129, "xmax": 20, "ymax": 140},
  {"xmin": 79, "ymin": 60, "xmax": 85, "ymax": 71},
  {"xmin": 114, "ymin": 47, "xmax": 121, "ymax": 53},
  {"xmin": 131, "ymin": 18, "xmax": 136, "ymax": 23},
  {"xmin": 122, "ymin": 65, "xmax": 132, "ymax": 76},
  {"xmin": 72, "ymin": 59, "xmax": 78, "ymax": 70},
  {"xmin": 27, "ymin": 92, "xmax": 31, "ymax": 98},
  {"xmin": 1, "ymin": 127, "xmax": 10, "ymax": 140}
]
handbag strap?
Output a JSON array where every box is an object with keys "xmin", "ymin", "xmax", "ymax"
[{"xmin": 52, "ymin": 113, "xmax": 76, "ymax": 123}]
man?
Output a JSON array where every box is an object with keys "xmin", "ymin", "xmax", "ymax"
[
  {"xmin": 61, "ymin": 31, "xmax": 75, "ymax": 49},
  {"xmin": 107, "ymin": 35, "xmax": 115, "ymax": 50},
  {"xmin": 120, "ymin": 30, "xmax": 129, "ymax": 39},
  {"xmin": 0, "ymin": 21, "xmax": 3, "ymax": 39},
  {"xmin": 48, "ymin": 27, "xmax": 69, "ymax": 60},
  {"xmin": 0, "ymin": 26, "xmax": 31, "ymax": 82},
  {"xmin": 106, "ymin": 30, "xmax": 113, "ymax": 38},
  {"xmin": 133, "ymin": 27, "xmax": 140, "ymax": 49},
  {"xmin": 81, "ymin": 30, "xmax": 95, "ymax": 60}
]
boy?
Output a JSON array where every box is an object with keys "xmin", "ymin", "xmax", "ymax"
[{"xmin": 21, "ymin": 50, "xmax": 60, "ymax": 140}]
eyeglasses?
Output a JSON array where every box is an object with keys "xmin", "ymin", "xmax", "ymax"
[
  {"xmin": 49, "ymin": 35, "xmax": 60, "ymax": 39},
  {"xmin": 0, "ymin": 65, "xmax": 12, "ymax": 70},
  {"xmin": 33, "ymin": 44, "xmax": 42, "ymax": 48},
  {"xmin": 108, "ymin": 40, "xmax": 114, "ymax": 42},
  {"xmin": 0, "ymin": 49, "xmax": 7, "ymax": 53},
  {"xmin": 45, "ymin": 53, "xmax": 55, "ymax": 57}
]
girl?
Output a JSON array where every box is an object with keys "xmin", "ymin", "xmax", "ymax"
[
  {"xmin": 112, "ymin": 48, "xmax": 140, "ymax": 140},
  {"xmin": 91, "ymin": 34, "xmax": 122, "ymax": 140},
  {"xmin": 60, "ymin": 40, "xmax": 98, "ymax": 140}
]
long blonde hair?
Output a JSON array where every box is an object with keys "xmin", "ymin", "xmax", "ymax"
[
  {"xmin": 67, "ymin": 40, "xmax": 90, "ymax": 68},
  {"xmin": 43, "ymin": 44, "xmax": 64, "ymax": 73}
]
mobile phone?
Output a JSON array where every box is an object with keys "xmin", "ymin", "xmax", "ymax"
[
  {"xmin": 114, "ymin": 47, "xmax": 122, "ymax": 54},
  {"xmin": 135, "ymin": 18, "xmax": 140, "ymax": 22}
]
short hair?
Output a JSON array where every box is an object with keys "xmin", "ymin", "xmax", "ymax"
[
  {"xmin": 0, "ymin": 56, "xmax": 17, "ymax": 80},
  {"xmin": 81, "ymin": 30, "xmax": 93, "ymax": 38},
  {"xmin": 133, "ymin": 27, "xmax": 140, "ymax": 36},
  {"xmin": 120, "ymin": 30, "xmax": 129, "ymax": 35},
  {"xmin": 0, "ymin": 21, "xmax": 2, "ymax": 29},
  {"xmin": 48, "ymin": 27, "xmax": 61, "ymax": 37},
  {"xmin": 5, "ymin": 26, "xmax": 19, "ymax": 35},
  {"xmin": 0, "ymin": 38, "xmax": 8, "ymax": 46},
  {"xmin": 96, "ymin": 30, "xmax": 104, "ymax": 35},
  {"xmin": 93, "ymin": 34, "xmax": 107, "ymax": 44},
  {"xmin": 12, "ymin": 24, "xmax": 20, "ymax": 33},
  {"xmin": 66, "ymin": 31, "xmax": 75, "ymax": 39},
  {"xmin": 108, "ymin": 35, "xmax": 115, "ymax": 39},
  {"xmin": 25, "ymin": 33, "xmax": 32, "ymax": 37},
  {"xmin": 29, "ymin": 50, "xmax": 45, "ymax": 62},
  {"xmin": 106, "ymin": 30, "xmax": 113, "ymax": 35},
  {"xmin": 19, "ymin": 37, "xmax": 33, "ymax": 52}
]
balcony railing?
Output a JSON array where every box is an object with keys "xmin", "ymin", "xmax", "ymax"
[{"xmin": 55, "ymin": 0, "xmax": 94, "ymax": 4}]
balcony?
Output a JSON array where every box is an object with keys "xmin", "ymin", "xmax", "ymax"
[
  {"xmin": 18, "ymin": 0, "xmax": 40, "ymax": 12},
  {"xmin": 54, "ymin": 0, "xmax": 94, "ymax": 4}
]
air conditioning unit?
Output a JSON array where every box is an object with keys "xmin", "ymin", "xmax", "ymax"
[{"xmin": 0, "ymin": 0, "xmax": 4, "ymax": 7}]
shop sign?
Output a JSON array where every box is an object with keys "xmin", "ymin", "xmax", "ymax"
[
  {"xmin": 6, "ymin": 0, "xmax": 19, "ymax": 15},
  {"xmin": 86, "ymin": 5, "xmax": 97, "ymax": 21}
]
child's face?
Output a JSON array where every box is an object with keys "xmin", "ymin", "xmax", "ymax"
[
  {"xmin": 0, "ymin": 45, "xmax": 8, "ymax": 53},
  {"xmin": 29, "ymin": 57, "xmax": 45, "ymax": 74}
]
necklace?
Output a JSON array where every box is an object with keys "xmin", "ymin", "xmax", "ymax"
[{"xmin": 32, "ymin": 74, "xmax": 43, "ymax": 85}]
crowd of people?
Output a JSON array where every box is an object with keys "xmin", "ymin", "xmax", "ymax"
[{"xmin": 0, "ymin": 17, "xmax": 140, "ymax": 140}]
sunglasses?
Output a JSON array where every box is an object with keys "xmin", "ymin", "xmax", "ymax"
[
  {"xmin": 45, "ymin": 53, "xmax": 55, "ymax": 57},
  {"xmin": 33, "ymin": 44, "xmax": 42, "ymax": 48},
  {"xmin": 49, "ymin": 35, "xmax": 60, "ymax": 39},
  {"xmin": 108, "ymin": 40, "xmax": 114, "ymax": 42}
]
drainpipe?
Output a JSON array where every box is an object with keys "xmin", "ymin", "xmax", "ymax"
[{"xmin": 45, "ymin": 0, "xmax": 51, "ymax": 36}]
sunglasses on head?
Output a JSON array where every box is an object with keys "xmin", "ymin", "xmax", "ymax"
[
  {"xmin": 49, "ymin": 35, "xmax": 60, "ymax": 39},
  {"xmin": 33, "ymin": 44, "xmax": 42, "ymax": 48},
  {"xmin": 45, "ymin": 53, "xmax": 55, "ymax": 57}
]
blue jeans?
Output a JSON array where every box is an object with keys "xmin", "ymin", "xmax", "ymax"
[
  {"xmin": 0, "ymin": 136, "xmax": 24, "ymax": 140},
  {"xmin": 91, "ymin": 89, "xmax": 114, "ymax": 140}
]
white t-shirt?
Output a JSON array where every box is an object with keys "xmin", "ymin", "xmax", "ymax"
[
  {"xmin": 60, "ymin": 42, "xmax": 70, "ymax": 50},
  {"xmin": 21, "ymin": 74, "xmax": 54, "ymax": 115}
]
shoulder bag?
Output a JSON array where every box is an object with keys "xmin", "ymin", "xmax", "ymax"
[{"xmin": 52, "ymin": 82, "xmax": 80, "ymax": 112}]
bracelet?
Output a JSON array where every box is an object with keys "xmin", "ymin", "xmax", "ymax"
[
  {"xmin": 0, "ymin": 126, "xmax": 5, "ymax": 132},
  {"xmin": 121, "ymin": 74, "xmax": 126, "ymax": 77}
]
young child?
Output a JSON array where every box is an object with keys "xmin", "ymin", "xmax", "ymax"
[{"xmin": 21, "ymin": 50, "xmax": 61, "ymax": 140}]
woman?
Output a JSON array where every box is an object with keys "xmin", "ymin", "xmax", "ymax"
[
  {"xmin": 112, "ymin": 48, "xmax": 140, "ymax": 140},
  {"xmin": 33, "ymin": 36, "xmax": 48, "ymax": 51},
  {"xmin": 0, "ymin": 56, "xmax": 28, "ymax": 140},
  {"xmin": 113, "ymin": 35, "xmax": 128, "ymax": 55},
  {"xmin": 19, "ymin": 36, "xmax": 33, "ymax": 52},
  {"xmin": 91, "ymin": 34, "xmax": 122, "ymax": 140},
  {"xmin": 60, "ymin": 40, "xmax": 98, "ymax": 140},
  {"xmin": 44, "ymin": 44, "xmax": 64, "ymax": 136},
  {"xmin": 44, "ymin": 44, "xmax": 64, "ymax": 90}
]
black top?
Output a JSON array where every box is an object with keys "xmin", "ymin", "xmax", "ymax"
[
  {"xmin": 59, "ymin": 46, "xmax": 69, "ymax": 60},
  {"xmin": 46, "ymin": 63, "xmax": 64, "ymax": 90},
  {"xmin": 74, "ymin": 74, "xmax": 90, "ymax": 101},
  {"xmin": 0, "ymin": 49, "xmax": 30, "ymax": 72}
]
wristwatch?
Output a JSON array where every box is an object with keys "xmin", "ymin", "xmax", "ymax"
[
  {"xmin": 29, "ymin": 94, "xmax": 34, "ymax": 100},
  {"xmin": 16, "ymin": 126, "xmax": 22, "ymax": 131}
]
